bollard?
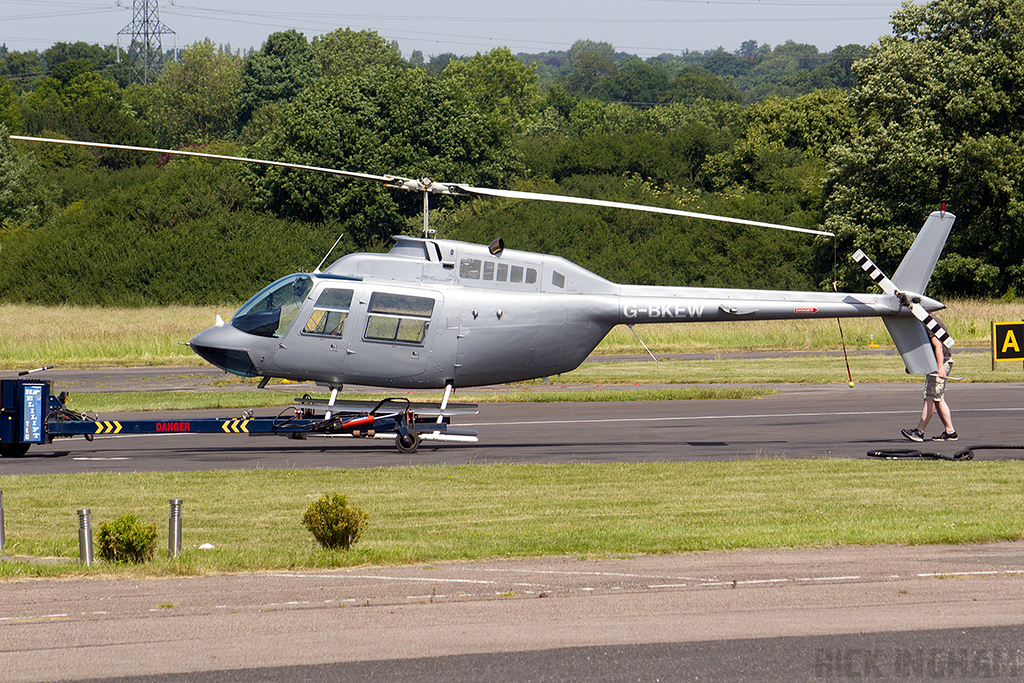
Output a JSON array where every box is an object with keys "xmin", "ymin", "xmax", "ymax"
[
  {"xmin": 168, "ymin": 499, "xmax": 182, "ymax": 557},
  {"xmin": 0, "ymin": 490, "xmax": 5, "ymax": 551},
  {"xmin": 78, "ymin": 508, "xmax": 93, "ymax": 565}
]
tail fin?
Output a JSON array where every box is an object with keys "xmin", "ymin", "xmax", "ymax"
[
  {"xmin": 883, "ymin": 317, "xmax": 935, "ymax": 374},
  {"xmin": 884, "ymin": 210, "xmax": 956, "ymax": 374},
  {"xmin": 891, "ymin": 210, "xmax": 956, "ymax": 293}
]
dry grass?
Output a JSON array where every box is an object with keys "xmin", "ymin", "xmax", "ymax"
[
  {"xmin": 0, "ymin": 304, "xmax": 228, "ymax": 368},
  {"xmin": 0, "ymin": 299, "xmax": 1020, "ymax": 370}
]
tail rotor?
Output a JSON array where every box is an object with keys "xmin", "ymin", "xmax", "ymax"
[{"xmin": 852, "ymin": 249, "xmax": 955, "ymax": 348}]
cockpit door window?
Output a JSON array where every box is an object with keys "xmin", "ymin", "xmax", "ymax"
[
  {"xmin": 231, "ymin": 274, "xmax": 312, "ymax": 338},
  {"xmin": 302, "ymin": 288, "xmax": 354, "ymax": 337}
]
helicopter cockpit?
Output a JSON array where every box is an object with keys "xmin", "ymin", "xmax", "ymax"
[{"xmin": 230, "ymin": 274, "xmax": 313, "ymax": 338}]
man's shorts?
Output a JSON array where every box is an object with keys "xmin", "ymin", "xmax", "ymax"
[{"xmin": 924, "ymin": 361, "xmax": 952, "ymax": 402}]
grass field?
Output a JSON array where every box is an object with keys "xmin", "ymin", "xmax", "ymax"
[{"xmin": 2, "ymin": 460, "xmax": 1022, "ymax": 579}]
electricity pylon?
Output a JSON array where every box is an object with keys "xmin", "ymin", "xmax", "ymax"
[{"xmin": 117, "ymin": 0, "xmax": 176, "ymax": 84}]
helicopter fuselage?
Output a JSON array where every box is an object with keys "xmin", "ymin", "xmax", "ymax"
[{"xmin": 188, "ymin": 235, "xmax": 941, "ymax": 390}]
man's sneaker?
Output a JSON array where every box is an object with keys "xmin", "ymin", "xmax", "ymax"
[
  {"xmin": 932, "ymin": 431, "xmax": 958, "ymax": 441},
  {"xmin": 902, "ymin": 428, "xmax": 925, "ymax": 442}
]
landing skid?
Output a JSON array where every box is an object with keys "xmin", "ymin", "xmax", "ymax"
[{"xmin": 287, "ymin": 396, "xmax": 480, "ymax": 453}]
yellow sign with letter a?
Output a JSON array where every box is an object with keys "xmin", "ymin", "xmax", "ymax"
[{"xmin": 992, "ymin": 321, "xmax": 1024, "ymax": 369}]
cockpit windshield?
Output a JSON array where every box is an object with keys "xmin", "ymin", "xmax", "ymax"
[{"xmin": 231, "ymin": 274, "xmax": 312, "ymax": 338}]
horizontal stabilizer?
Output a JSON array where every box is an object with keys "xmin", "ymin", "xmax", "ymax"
[{"xmin": 883, "ymin": 317, "xmax": 937, "ymax": 375}]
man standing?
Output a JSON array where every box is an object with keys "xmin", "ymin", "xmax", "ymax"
[{"xmin": 902, "ymin": 315, "xmax": 957, "ymax": 442}]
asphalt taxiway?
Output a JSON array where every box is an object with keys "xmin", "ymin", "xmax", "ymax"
[{"xmin": 2, "ymin": 376, "xmax": 1022, "ymax": 473}]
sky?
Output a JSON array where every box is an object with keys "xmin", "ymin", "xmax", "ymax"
[{"xmin": 2, "ymin": 0, "xmax": 908, "ymax": 59}]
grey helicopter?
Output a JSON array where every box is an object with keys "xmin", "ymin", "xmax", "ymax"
[{"xmin": 8, "ymin": 135, "xmax": 956, "ymax": 451}]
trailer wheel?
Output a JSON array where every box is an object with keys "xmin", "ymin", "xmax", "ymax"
[
  {"xmin": 396, "ymin": 432, "xmax": 420, "ymax": 454},
  {"xmin": 0, "ymin": 442, "xmax": 30, "ymax": 458}
]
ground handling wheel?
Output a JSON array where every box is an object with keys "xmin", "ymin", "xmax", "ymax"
[{"xmin": 396, "ymin": 431, "xmax": 420, "ymax": 454}]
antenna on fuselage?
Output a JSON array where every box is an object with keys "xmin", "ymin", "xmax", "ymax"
[{"xmin": 314, "ymin": 233, "xmax": 345, "ymax": 273}]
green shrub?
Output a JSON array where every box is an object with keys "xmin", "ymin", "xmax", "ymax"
[
  {"xmin": 302, "ymin": 493, "xmax": 368, "ymax": 550},
  {"xmin": 97, "ymin": 513, "xmax": 158, "ymax": 563}
]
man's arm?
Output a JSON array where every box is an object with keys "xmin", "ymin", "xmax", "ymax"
[{"xmin": 931, "ymin": 336, "xmax": 946, "ymax": 378}]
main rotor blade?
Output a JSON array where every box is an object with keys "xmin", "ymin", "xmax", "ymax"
[
  {"xmin": 10, "ymin": 135, "xmax": 833, "ymax": 237},
  {"xmin": 455, "ymin": 185, "xmax": 834, "ymax": 237},
  {"xmin": 853, "ymin": 249, "xmax": 954, "ymax": 347},
  {"xmin": 9, "ymin": 136, "xmax": 404, "ymax": 186}
]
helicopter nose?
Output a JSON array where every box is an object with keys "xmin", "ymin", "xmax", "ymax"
[{"xmin": 189, "ymin": 325, "xmax": 260, "ymax": 377}]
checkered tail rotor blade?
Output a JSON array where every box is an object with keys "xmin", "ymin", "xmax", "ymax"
[{"xmin": 852, "ymin": 249, "xmax": 954, "ymax": 348}]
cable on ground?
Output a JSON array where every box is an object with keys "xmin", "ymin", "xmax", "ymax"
[{"xmin": 867, "ymin": 445, "xmax": 1024, "ymax": 461}]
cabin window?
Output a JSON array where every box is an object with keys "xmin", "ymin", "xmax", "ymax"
[
  {"xmin": 483, "ymin": 261, "xmax": 495, "ymax": 280},
  {"xmin": 364, "ymin": 292, "xmax": 435, "ymax": 344},
  {"xmin": 302, "ymin": 288, "xmax": 353, "ymax": 337},
  {"xmin": 231, "ymin": 274, "xmax": 312, "ymax": 338},
  {"xmin": 459, "ymin": 258, "xmax": 482, "ymax": 279},
  {"xmin": 496, "ymin": 263, "xmax": 508, "ymax": 282},
  {"xmin": 552, "ymin": 271, "xmax": 565, "ymax": 288},
  {"xmin": 510, "ymin": 265, "xmax": 524, "ymax": 283},
  {"xmin": 526, "ymin": 268, "xmax": 538, "ymax": 284}
]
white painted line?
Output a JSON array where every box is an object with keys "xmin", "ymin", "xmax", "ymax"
[
  {"xmin": 73, "ymin": 457, "xmax": 132, "ymax": 461},
  {"xmin": 479, "ymin": 567, "xmax": 707, "ymax": 581},
  {"xmin": 281, "ymin": 573, "xmax": 500, "ymax": 585},
  {"xmin": 467, "ymin": 406, "xmax": 1024, "ymax": 429}
]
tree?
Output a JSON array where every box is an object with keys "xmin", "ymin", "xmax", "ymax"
[
  {"xmin": 236, "ymin": 30, "xmax": 318, "ymax": 130},
  {"xmin": 604, "ymin": 60, "xmax": 669, "ymax": 104},
  {"xmin": 824, "ymin": 0, "xmax": 1024, "ymax": 296},
  {"xmin": 564, "ymin": 51, "xmax": 616, "ymax": 97},
  {"xmin": 0, "ymin": 49, "xmax": 45, "ymax": 93},
  {"xmin": 737, "ymin": 40, "xmax": 770, "ymax": 61},
  {"xmin": 42, "ymin": 42, "xmax": 114, "ymax": 70},
  {"xmin": 701, "ymin": 48, "xmax": 750, "ymax": 80},
  {"xmin": 743, "ymin": 90, "xmax": 854, "ymax": 160},
  {"xmin": 665, "ymin": 67, "xmax": 742, "ymax": 105},
  {"xmin": 0, "ymin": 78, "xmax": 22, "ymax": 133},
  {"xmin": 19, "ymin": 77, "xmax": 65, "ymax": 134},
  {"xmin": 0, "ymin": 158, "xmax": 342, "ymax": 306},
  {"xmin": 250, "ymin": 65, "xmax": 522, "ymax": 246},
  {"xmin": 51, "ymin": 58, "xmax": 96, "ymax": 86},
  {"xmin": 424, "ymin": 53, "xmax": 461, "ymax": 74},
  {"xmin": 563, "ymin": 40, "xmax": 618, "ymax": 97},
  {"xmin": 311, "ymin": 28, "xmax": 403, "ymax": 77},
  {"xmin": 66, "ymin": 88, "xmax": 152, "ymax": 168},
  {"xmin": 152, "ymin": 40, "xmax": 242, "ymax": 145},
  {"xmin": 441, "ymin": 48, "xmax": 541, "ymax": 133},
  {"xmin": 566, "ymin": 40, "xmax": 616, "ymax": 71},
  {"xmin": 0, "ymin": 126, "xmax": 54, "ymax": 230}
]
